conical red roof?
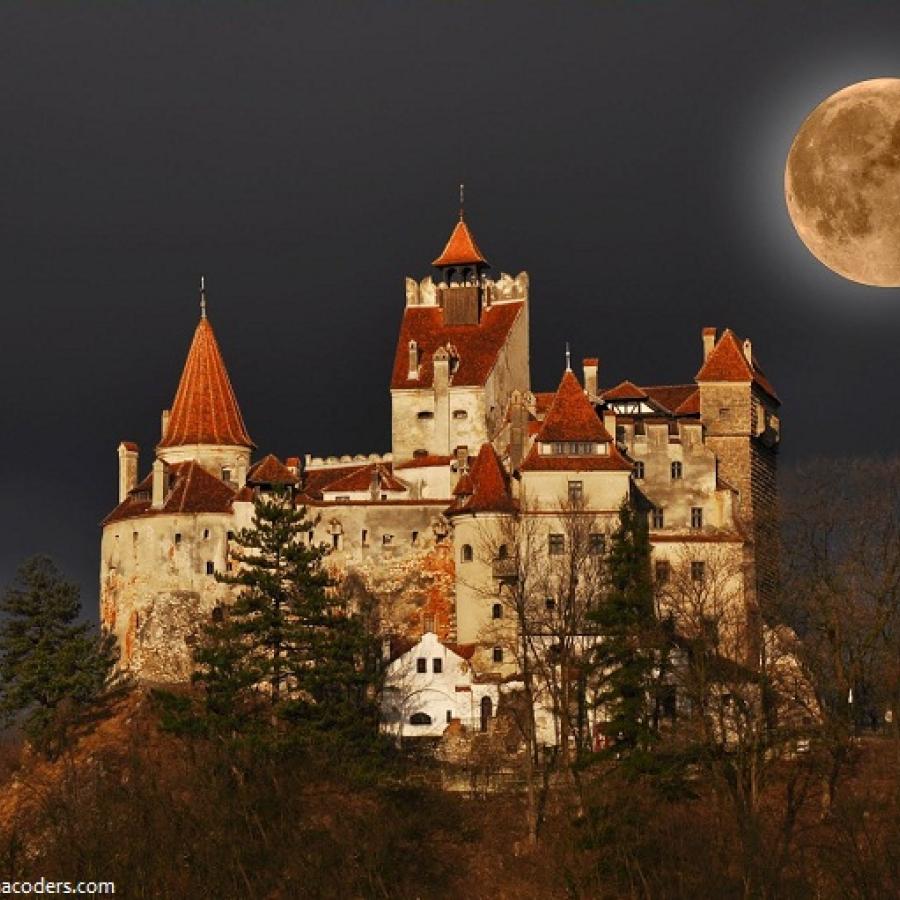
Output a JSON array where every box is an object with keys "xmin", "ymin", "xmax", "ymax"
[
  {"xmin": 537, "ymin": 370, "xmax": 611, "ymax": 443},
  {"xmin": 447, "ymin": 444, "xmax": 517, "ymax": 515},
  {"xmin": 432, "ymin": 217, "xmax": 488, "ymax": 267},
  {"xmin": 158, "ymin": 317, "xmax": 254, "ymax": 449}
]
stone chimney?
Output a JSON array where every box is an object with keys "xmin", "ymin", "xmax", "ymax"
[
  {"xmin": 702, "ymin": 327, "xmax": 717, "ymax": 362},
  {"xmin": 407, "ymin": 340, "xmax": 419, "ymax": 379},
  {"xmin": 117, "ymin": 442, "xmax": 139, "ymax": 503},
  {"xmin": 432, "ymin": 347, "xmax": 451, "ymax": 455},
  {"xmin": 603, "ymin": 410, "xmax": 617, "ymax": 441},
  {"xmin": 151, "ymin": 458, "xmax": 166, "ymax": 509},
  {"xmin": 743, "ymin": 338, "xmax": 753, "ymax": 365},
  {"xmin": 583, "ymin": 358, "xmax": 599, "ymax": 399},
  {"xmin": 161, "ymin": 409, "xmax": 170, "ymax": 442},
  {"xmin": 508, "ymin": 390, "xmax": 529, "ymax": 469}
]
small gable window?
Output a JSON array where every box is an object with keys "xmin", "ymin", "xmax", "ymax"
[
  {"xmin": 416, "ymin": 658, "xmax": 427, "ymax": 674},
  {"xmin": 461, "ymin": 544, "xmax": 474, "ymax": 563},
  {"xmin": 433, "ymin": 658, "xmax": 443, "ymax": 674}
]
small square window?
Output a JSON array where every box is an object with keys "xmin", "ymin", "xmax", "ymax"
[
  {"xmin": 382, "ymin": 533, "xmax": 393, "ymax": 545},
  {"xmin": 589, "ymin": 533, "xmax": 606, "ymax": 555},
  {"xmin": 492, "ymin": 646, "xmax": 503, "ymax": 663},
  {"xmin": 568, "ymin": 480, "xmax": 584, "ymax": 503},
  {"xmin": 634, "ymin": 461, "xmax": 645, "ymax": 479},
  {"xmin": 655, "ymin": 561, "xmax": 671, "ymax": 584},
  {"xmin": 691, "ymin": 561, "xmax": 706, "ymax": 583},
  {"xmin": 492, "ymin": 603, "xmax": 503, "ymax": 619},
  {"xmin": 651, "ymin": 508, "xmax": 664, "ymax": 529},
  {"xmin": 545, "ymin": 597, "xmax": 556, "ymax": 611},
  {"xmin": 174, "ymin": 533, "xmax": 181, "ymax": 545},
  {"xmin": 671, "ymin": 461, "xmax": 683, "ymax": 480},
  {"xmin": 205, "ymin": 561, "xmax": 214, "ymax": 576},
  {"xmin": 416, "ymin": 658, "xmax": 427, "ymax": 674},
  {"xmin": 549, "ymin": 533, "xmax": 565, "ymax": 555},
  {"xmin": 691, "ymin": 507, "xmax": 703, "ymax": 529},
  {"xmin": 433, "ymin": 658, "xmax": 443, "ymax": 674}
]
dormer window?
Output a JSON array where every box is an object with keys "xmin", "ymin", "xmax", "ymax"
[{"xmin": 544, "ymin": 441, "xmax": 604, "ymax": 456}]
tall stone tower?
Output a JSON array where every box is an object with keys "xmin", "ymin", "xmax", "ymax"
[
  {"xmin": 696, "ymin": 328, "xmax": 780, "ymax": 642},
  {"xmin": 390, "ymin": 211, "xmax": 530, "ymax": 466}
]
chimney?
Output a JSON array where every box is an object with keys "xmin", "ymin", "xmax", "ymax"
[
  {"xmin": 407, "ymin": 340, "xmax": 419, "ymax": 379},
  {"xmin": 702, "ymin": 327, "xmax": 717, "ymax": 362},
  {"xmin": 161, "ymin": 409, "xmax": 170, "ymax": 441},
  {"xmin": 151, "ymin": 458, "xmax": 166, "ymax": 509},
  {"xmin": 603, "ymin": 411, "xmax": 616, "ymax": 441},
  {"xmin": 743, "ymin": 338, "xmax": 753, "ymax": 365},
  {"xmin": 117, "ymin": 442, "xmax": 139, "ymax": 503},
  {"xmin": 583, "ymin": 358, "xmax": 599, "ymax": 399},
  {"xmin": 509, "ymin": 390, "xmax": 528, "ymax": 469}
]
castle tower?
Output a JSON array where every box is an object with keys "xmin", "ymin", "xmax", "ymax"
[
  {"xmin": 696, "ymin": 328, "xmax": 780, "ymax": 642},
  {"xmin": 156, "ymin": 283, "xmax": 254, "ymax": 482},
  {"xmin": 390, "ymin": 209, "xmax": 531, "ymax": 465}
]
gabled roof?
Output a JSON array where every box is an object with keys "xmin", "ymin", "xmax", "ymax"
[
  {"xmin": 536, "ymin": 370, "xmax": 612, "ymax": 444},
  {"xmin": 674, "ymin": 390, "xmax": 701, "ymax": 416},
  {"xmin": 446, "ymin": 444, "xmax": 517, "ymax": 516},
  {"xmin": 102, "ymin": 461, "xmax": 237, "ymax": 525},
  {"xmin": 452, "ymin": 470, "xmax": 474, "ymax": 496},
  {"xmin": 247, "ymin": 454, "xmax": 298, "ymax": 485},
  {"xmin": 391, "ymin": 301, "xmax": 524, "ymax": 390},
  {"xmin": 602, "ymin": 380, "xmax": 648, "ymax": 401},
  {"xmin": 393, "ymin": 454, "xmax": 453, "ymax": 470},
  {"xmin": 642, "ymin": 385, "xmax": 697, "ymax": 414},
  {"xmin": 695, "ymin": 329, "xmax": 779, "ymax": 402},
  {"xmin": 158, "ymin": 316, "xmax": 254, "ymax": 449},
  {"xmin": 321, "ymin": 463, "xmax": 408, "ymax": 495},
  {"xmin": 432, "ymin": 217, "xmax": 488, "ymax": 267}
]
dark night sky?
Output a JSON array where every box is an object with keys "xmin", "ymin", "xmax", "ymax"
[{"xmin": 2, "ymin": 2, "xmax": 900, "ymax": 606}]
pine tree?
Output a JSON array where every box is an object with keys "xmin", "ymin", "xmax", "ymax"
[
  {"xmin": 0, "ymin": 556, "xmax": 117, "ymax": 754},
  {"xmin": 192, "ymin": 488, "xmax": 380, "ymax": 752},
  {"xmin": 591, "ymin": 499, "xmax": 661, "ymax": 758}
]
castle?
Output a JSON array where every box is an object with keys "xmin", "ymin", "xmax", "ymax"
[{"xmin": 100, "ymin": 211, "xmax": 780, "ymax": 735}]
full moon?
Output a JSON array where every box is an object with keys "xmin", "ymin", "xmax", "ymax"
[{"xmin": 785, "ymin": 78, "xmax": 900, "ymax": 287}]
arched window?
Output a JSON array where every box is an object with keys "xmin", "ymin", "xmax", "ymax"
[
  {"xmin": 461, "ymin": 544, "xmax": 473, "ymax": 563},
  {"xmin": 409, "ymin": 712, "xmax": 432, "ymax": 726}
]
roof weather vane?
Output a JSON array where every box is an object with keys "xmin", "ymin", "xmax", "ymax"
[
  {"xmin": 200, "ymin": 275, "xmax": 207, "ymax": 319},
  {"xmin": 565, "ymin": 342, "xmax": 572, "ymax": 372},
  {"xmin": 459, "ymin": 182, "xmax": 465, "ymax": 220}
]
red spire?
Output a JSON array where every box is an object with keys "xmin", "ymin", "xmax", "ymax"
[
  {"xmin": 158, "ymin": 316, "xmax": 254, "ymax": 449},
  {"xmin": 432, "ymin": 217, "xmax": 488, "ymax": 268}
]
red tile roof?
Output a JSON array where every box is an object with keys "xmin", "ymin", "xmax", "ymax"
[
  {"xmin": 432, "ymin": 217, "xmax": 487, "ymax": 267},
  {"xmin": 158, "ymin": 317, "xmax": 254, "ymax": 449},
  {"xmin": 674, "ymin": 390, "xmax": 701, "ymax": 415},
  {"xmin": 102, "ymin": 461, "xmax": 237, "ymax": 525},
  {"xmin": 445, "ymin": 642, "xmax": 476, "ymax": 661},
  {"xmin": 642, "ymin": 385, "xmax": 697, "ymax": 414},
  {"xmin": 519, "ymin": 444, "xmax": 633, "ymax": 472},
  {"xmin": 321, "ymin": 463, "xmax": 408, "ymax": 495},
  {"xmin": 446, "ymin": 443, "xmax": 517, "ymax": 515},
  {"xmin": 533, "ymin": 392, "xmax": 556, "ymax": 414},
  {"xmin": 695, "ymin": 329, "xmax": 779, "ymax": 402},
  {"xmin": 452, "ymin": 471, "xmax": 474, "ymax": 496},
  {"xmin": 299, "ymin": 465, "xmax": 369, "ymax": 501},
  {"xmin": 247, "ymin": 454, "xmax": 298, "ymax": 485},
  {"xmin": 535, "ymin": 370, "xmax": 612, "ymax": 444},
  {"xmin": 602, "ymin": 380, "xmax": 648, "ymax": 401},
  {"xmin": 393, "ymin": 454, "xmax": 453, "ymax": 470},
  {"xmin": 390, "ymin": 301, "xmax": 524, "ymax": 390}
]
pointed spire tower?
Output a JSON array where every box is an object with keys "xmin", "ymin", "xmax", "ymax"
[{"xmin": 157, "ymin": 280, "xmax": 254, "ymax": 475}]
